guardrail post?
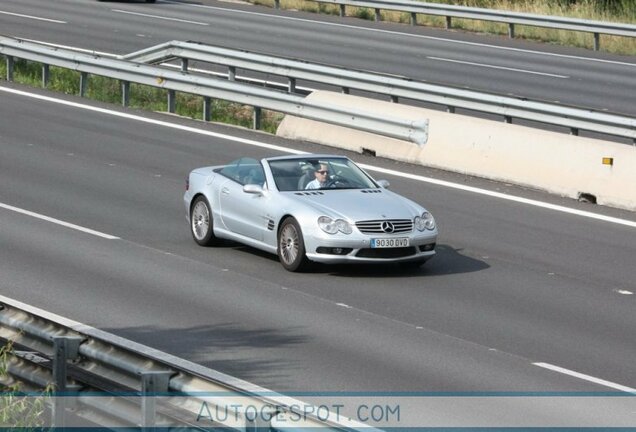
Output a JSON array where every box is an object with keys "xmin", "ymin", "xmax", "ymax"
[
  {"xmin": 375, "ymin": 8, "xmax": 381, "ymax": 21},
  {"xmin": 274, "ymin": 0, "xmax": 280, "ymax": 9},
  {"xmin": 445, "ymin": 16, "xmax": 452, "ymax": 29},
  {"xmin": 168, "ymin": 89, "xmax": 176, "ymax": 113},
  {"xmin": 410, "ymin": 12, "xmax": 417, "ymax": 26},
  {"xmin": 6, "ymin": 56, "xmax": 14, "ymax": 81},
  {"xmin": 339, "ymin": 4, "xmax": 345, "ymax": 17},
  {"xmin": 508, "ymin": 23, "xmax": 515, "ymax": 39},
  {"xmin": 181, "ymin": 58, "xmax": 189, "ymax": 72},
  {"xmin": 288, "ymin": 77, "xmax": 296, "ymax": 93},
  {"xmin": 42, "ymin": 64, "xmax": 50, "ymax": 88},
  {"xmin": 53, "ymin": 337, "xmax": 82, "ymax": 392},
  {"xmin": 79, "ymin": 72, "xmax": 88, "ymax": 97},
  {"xmin": 52, "ymin": 336, "xmax": 83, "ymax": 429},
  {"xmin": 203, "ymin": 96, "xmax": 212, "ymax": 121},
  {"xmin": 253, "ymin": 107, "xmax": 262, "ymax": 130},
  {"xmin": 228, "ymin": 66, "xmax": 236, "ymax": 82},
  {"xmin": 121, "ymin": 81, "xmax": 130, "ymax": 107},
  {"xmin": 140, "ymin": 371, "xmax": 172, "ymax": 430},
  {"xmin": 593, "ymin": 33, "xmax": 600, "ymax": 51}
]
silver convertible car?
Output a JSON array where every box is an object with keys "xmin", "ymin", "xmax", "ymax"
[{"xmin": 184, "ymin": 155, "xmax": 438, "ymax": 272}]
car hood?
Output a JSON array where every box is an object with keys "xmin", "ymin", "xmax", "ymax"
[{"xmin": 292, "ymin": 189, "xmax": 424, "ymax": 221}]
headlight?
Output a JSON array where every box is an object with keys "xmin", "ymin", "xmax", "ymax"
[
  {"xmin": 335, "ymin": 218, "xmax": 353, "ymax": 234},
  {"xmin": 318, "ymin": 216, "xmax": 352, "ymax": 235},
  {"xmin": 415, "ymin": 212, "xmax": 435, "ymax": 231}
]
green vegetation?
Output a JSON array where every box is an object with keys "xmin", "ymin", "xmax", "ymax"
[
  {"xmin": 252, "ymin": 0, "xmax": 636, "ymax": 55},
  {"xmin": 0, "ymin": 59, "xmax": 284, "ymax": 134},
  {"xmin": 0, "ymin": 339, "xmax": 50, "ymax": 430}
]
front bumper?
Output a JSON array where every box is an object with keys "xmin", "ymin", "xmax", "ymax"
[{"xmin": 304, "ymin": 229, "xmax": 438, "ymax": 264}]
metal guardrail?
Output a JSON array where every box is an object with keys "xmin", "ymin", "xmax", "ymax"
[
  {"xmin": 0, "ymin": 36, "xmax": 428, "ymax": 146},
  {"xmin": 123, "ymin": 40, "xmax": 636, "ymax": 143},
  {"xmin": 3, "ymin": 36, "xmax": 635, "ymax": 143},
  {"xmin": 274, "ymin": 0, "xmax": 636, "ymax": 51},
  {"xmin": 0, "ymin": 295, "xmax": 369, "ymax": 430}
]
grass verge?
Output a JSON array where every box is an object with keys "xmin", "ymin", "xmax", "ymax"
[
  {"xmin": 0, "ymin": 59, "xmax": 285, "ymax": 134},
  {"xmin": 252, "ymin": 0, "xmax": 636, "ymax": 55},
  {"xmin": 1, "ymin": 339, "xmax": 50, "ymax": 430}
]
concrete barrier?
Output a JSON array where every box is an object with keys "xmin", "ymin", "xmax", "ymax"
[{"xmin": 277, "ymin": 91, "xmax": 636, "ymax": 211}]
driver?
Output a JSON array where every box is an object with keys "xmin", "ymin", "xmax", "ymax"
[{"xmin": 305, "ymin": 163, "xmax": 330, "ymax": 189}]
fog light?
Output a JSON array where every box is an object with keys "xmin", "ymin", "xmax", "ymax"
[
  {"xmin": 420, "ymin": 243, "xmax": 436, "ymax": 252},
  {"xmin": 316, "ymin": 247, "xmax": 352, "ymax": 255}
]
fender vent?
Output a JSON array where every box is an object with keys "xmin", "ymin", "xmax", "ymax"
[{"xmin": 294, "ymin": 191, "xmax": 325, "ymax": 196}]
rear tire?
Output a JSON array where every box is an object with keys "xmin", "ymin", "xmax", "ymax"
[
  {"xmin": 190, "ymin": 196, "xmax": 220, "ymax": 246},
  {"xmin": 277, "ymin": 218, "xmax": 310, "ymax": 272}
]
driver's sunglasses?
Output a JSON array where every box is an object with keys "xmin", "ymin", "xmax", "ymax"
[{"xmin": 316, "ymin": 170, "xmax": 329, "ymax": 175}]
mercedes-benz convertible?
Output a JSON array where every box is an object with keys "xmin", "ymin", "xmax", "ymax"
[{"xmin": 184, "ymin": 154, "xmax": 438, "ymax": 272}]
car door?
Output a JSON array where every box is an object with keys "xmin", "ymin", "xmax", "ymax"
[{"xmin": 218, "ymin": 159, "xmax": 268, "ymax": 241}]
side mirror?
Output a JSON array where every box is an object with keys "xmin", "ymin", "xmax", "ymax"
[
  {"xmin": 243, "ymin": 184, "xmax": 264, "ymax": 195},
  {"xmin": 377, "ymin": 179, "xmax": 390, "ymax": 189}
]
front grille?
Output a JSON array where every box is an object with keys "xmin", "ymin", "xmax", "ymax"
[
  {"xmin": 356, "ymin": 247, "xmax": 417, "ymax": 258},
  {"xmin": 355, "ymin": 219, "xmax": 413, "ymax": 234}
]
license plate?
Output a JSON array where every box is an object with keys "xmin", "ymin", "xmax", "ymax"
[{"xmin": 371, "ymin": 238, "xmax": 409, "ymax": 248}]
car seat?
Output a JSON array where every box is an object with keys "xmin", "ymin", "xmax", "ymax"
[{"xmin": 297, "ymin": 165, "xmax": 315, "ymax": 190}]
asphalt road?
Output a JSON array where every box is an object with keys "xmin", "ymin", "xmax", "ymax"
[
  {"xmin": 1, "ymin": 0, "xmax": 635, "ymax": 116},
  {"xmin": 1, "ymin": 84, "xmax": 635, "ymax": 397}
]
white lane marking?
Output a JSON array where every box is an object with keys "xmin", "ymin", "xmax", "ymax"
[
  {"xmin": 0, "ymin": 86, "xmax": 305, "ymax": 155},
  {"xmin": 428, "ymin": 56, "xmax": 570, "ymax": 78},
  {"xmin": 534, "ymin": 362, "xmax": 636, "ymax": 393},
  {"xmin": 359, "ymin": 164, "xmax": 636, "ymax": 229},
  {"xmin": 162, "ymin": 0, "xmax": 636, "ymax": 69},
  {"xmin": 111, "ymin": 9, "xmax": 209, "ymax": 26},
  {"xmin": 0, "ymin": 202, "xmax": 119, "ymax": 240},
  {"xmin": 614, "ymin": 289, "xmax": 633, "ymax": 295},
  {"xmin": 2, "ymin": 85, "xmax": 635, "ymax": 230},
  {"xmin": 0, "ymin": 10, "xmax": 66, "ymax": 24}
]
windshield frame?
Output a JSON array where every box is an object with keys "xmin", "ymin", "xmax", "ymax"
[{"xmin": 267, "ymin": 157, "xmax": 378, "ymax": 192}]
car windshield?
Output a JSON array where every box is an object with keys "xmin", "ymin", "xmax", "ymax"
[{"xmin": 268, "ymin": 157, "xmax": 377, "ymax": 192}]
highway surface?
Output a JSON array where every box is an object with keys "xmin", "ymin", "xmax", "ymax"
[
  {"xmin": 1, "ymin": 0, "xmax": 636, "ymax": 117},
  {"xmin": 1, "ymin": 83, "xmax": 635, "ymax": 398},
  {"xmin": 1, "ymin": 0, "xmax": 636, "ymax": 424}
]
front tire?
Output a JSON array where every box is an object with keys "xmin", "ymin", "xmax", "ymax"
[
  {"xmin": 190, "ymin": 196, "xmax": 220, "ymax": 246},
  {"xmin": 277, "ymin": 218, "xmax": 310, "ymax": 272}
]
